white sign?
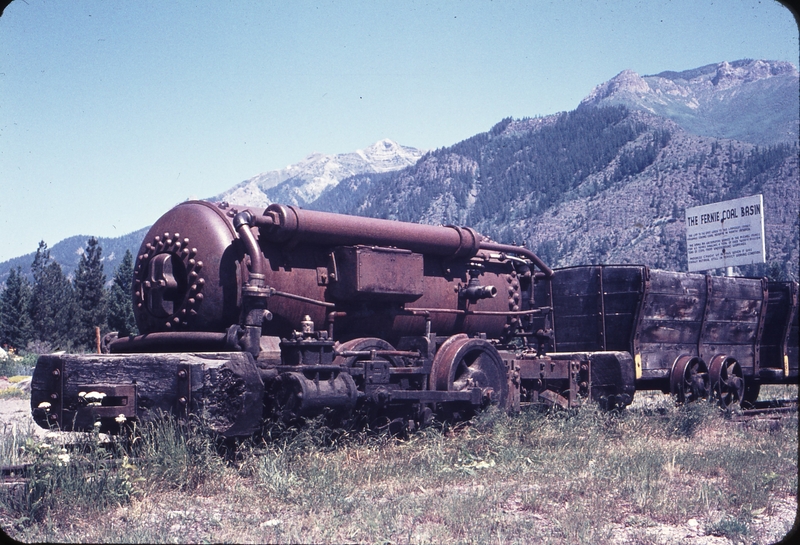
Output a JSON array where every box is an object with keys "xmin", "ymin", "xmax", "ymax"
[{"xmin": 685, "ymin": 194, "xmax": 765, "ymax": 272}]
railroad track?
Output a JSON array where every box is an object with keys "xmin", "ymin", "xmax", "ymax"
[{"xmin": 730, "ymin": 398, "xmax": 797, "ymax": 424}]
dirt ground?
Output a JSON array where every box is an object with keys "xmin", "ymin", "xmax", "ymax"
[{"xmin": 0, "ymin": 395, "xmax": 49, "ymax": 439}]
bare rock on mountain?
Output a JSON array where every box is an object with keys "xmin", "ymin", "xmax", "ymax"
[
  {"xmin": 578, "ymin": 60, "xmax": 799, "ymax": 146},
  {"xmin": 215, "ymin": 139, "xmax": 424, "ymax": 208}
]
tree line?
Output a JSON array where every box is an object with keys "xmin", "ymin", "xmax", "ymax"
[{"xmin": 0, "ymin": 238, "xmax": 137, "ymax": 354}]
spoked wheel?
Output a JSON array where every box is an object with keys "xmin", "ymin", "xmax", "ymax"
[
  {"xmin": 334, "ymin": 337, "xmax": 400, "ymax": 378},
  {"xmin": 333, "ymin": 337, "xmax": 417, "ymax": 431},
  {"xmin": 431, "ymin": 334, "xmax": 509, "ymax": 417},
  {"xmin": 670, "ymin": 355, "xmax": 709, "ymax": 403},
  {"xmin": 743, "ymin": 381, "xmax": 761, "ymax": 408},
  {"xmin": 709, "ymin": 354, "xmax": 745, "ymax": 409}
]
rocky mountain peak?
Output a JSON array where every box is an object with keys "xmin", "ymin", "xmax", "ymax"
[
  {"xmin": 578, "ymin": 59, "xmax": 798, "ymax": 146},
  {"xmin": 580, "ymin": 69, "xmax": 651, "ymax": 104},
  {"xmin": 653, "ymin": 59, "xmax": 797, "ymax": 85},
  {"xmin": 355, "ymin": 139, "xmax": 424, "ymax": 172},
  {"xmin": 214, "ymin": 139, "xmax": 424, "ymax": 208},
  {"xmin": 709, "ymin": 59, "xmax": 797, "ymax": 88}
]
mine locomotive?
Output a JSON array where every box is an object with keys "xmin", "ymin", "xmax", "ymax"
[{"xmin": 31, "ymin": 201, "xmax": 798, "ymax": 436}]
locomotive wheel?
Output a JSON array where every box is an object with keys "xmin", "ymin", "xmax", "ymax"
[
  {"xmin": 333, "ymin": 337, "xmax": 400, "ymax": 391},
  {"xmin": 709, "ymin": 354, "xmax": 745, "ymax": 408},
  {"xmin": 669, "ymin": 355, "xmax": 709, "ymax": 403},
  {"xmin": 334, "ymin": 338, "xmax": 400, "ymax": 364},
  {"xmin": 431, "ymin": 334, "xmax": 509, "ymax": 412}
]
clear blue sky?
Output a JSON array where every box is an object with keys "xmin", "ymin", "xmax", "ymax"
[{"xmin": 0, "ymin": 0, "xmax": 797, "ymax": 264}]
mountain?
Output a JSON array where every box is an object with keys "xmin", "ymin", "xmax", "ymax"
[
  {"xmin": 577, "ymin": 59, "xmax": 799, "ymax": 146},
  {"xmin": 214, "ymin": 139, "xmax": 424, "ymax": 208},
  {"xmin": 0, "ymin": 140, "xmax": 422, "ymax": 284},
  {"xmin": 1, "ymin": 59, "xmax": 797, "ymax": 285},
  {"xmin": 0, "ymin": 227, "xmax": 150, "ymax": 285},
  {"xmin": 308, "ymin": 60, "xmax": 799, "ymax": 280}
]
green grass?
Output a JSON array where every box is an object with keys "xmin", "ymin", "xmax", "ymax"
[{"xmin": 1, "ymin": 392, "xmax": 797, "ymax": 544}]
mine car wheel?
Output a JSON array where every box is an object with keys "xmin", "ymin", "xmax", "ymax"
[
  {"xmin": 709, "ymin": 354, "xmax": 745, "ymax": 409},
  {"xmin": 670, "ymin": 355, "xmax": 709, "ymax": 403},
  {"xmin": 742, "ymin": 381, "xmax": 761, "ymax": 408},
  {"xmin": 432, "ymin": 334, "xmax": 509, "ymax": 412}
]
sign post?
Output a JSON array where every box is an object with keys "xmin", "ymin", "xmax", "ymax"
[{"xmin": 685, "ymin": 194, "xmax": 766, "ymax": 273}]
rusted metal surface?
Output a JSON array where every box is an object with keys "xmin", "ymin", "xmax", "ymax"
[
  {"xmin": 130, "ymin": 200, "xmax": 537, "ymax": 346},
  {"xmin": 260, "ymin": 203, "xmax": 484, "ymax": 259},
  {"xmin": 30, "ymin": 200, "xmax": 800, "ymax": 435},
  {"xmin": 669, "ymin": 355, "xmax": 709, "ymax": 403}
]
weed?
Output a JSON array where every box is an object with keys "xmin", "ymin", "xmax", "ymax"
[
  {"xmin": 1, "ymin": 394, "xmax": 796, "ymax": 543},
  {"xmin": 1, "ymin": 429, "xmax": 136, "ymax": 526},
  {"xmin": 663, "ymin": 399, "xmax": 717, "ymax": 438},
  {"xmin": 122, "ymin": 411, "xmax": 229, "ymax": 493},
  {"xmin": 706, "ymin": 514, "xmax": 750, "ymax": 542}
]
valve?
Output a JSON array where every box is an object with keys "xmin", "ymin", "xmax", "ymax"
[{"xmin": 459, "ymin": 269, "xmax": 497, "ymax": 303}]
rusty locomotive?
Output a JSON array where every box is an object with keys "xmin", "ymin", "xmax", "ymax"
[{"xmin": 31, "ymin": 201, "xmax": 799, "ymax": 436}]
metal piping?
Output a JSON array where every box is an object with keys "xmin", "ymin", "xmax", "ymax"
[
  {"xmin": 233, "ymin": 209, "xmax": 272, "ymax": 358},
  {"xmin": 478, "ymin": 241, "xmax": 554, "ymax": 278},
  {"xmin": 259, "ymin": 204, "xmax": 483, "ymax": 258},
  {"xmin": 109, "ymin": 332, "xmax": 228, "ymax": 353},
  {"xmin": 232, "ymin": 210, "xmax": 266, "ymax": 280},
  {"xmin": 256, "ymin": 204, "xmax": 553, "ymax": 275}
]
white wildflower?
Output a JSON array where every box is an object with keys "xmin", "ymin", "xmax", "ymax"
[
  {"xmin": 115, "ymin": 414, "xmax": 127, "ymax": 424},
  {"xmin": 37, "ymin": 402, "xmax": 51, "ymax": 409}
]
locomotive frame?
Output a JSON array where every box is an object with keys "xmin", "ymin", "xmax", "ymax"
[{"xmin": 31, "ymin": 201, "xmax": 798, "ymax": 436}]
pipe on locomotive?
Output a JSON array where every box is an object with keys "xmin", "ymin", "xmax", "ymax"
[
  {"xmin": 233, "ymin": 209, "xmax": 272, "ymax": 357},
  {"xmin": 253, "ymin": 204, "xmax": 554, "ymax": 277}
]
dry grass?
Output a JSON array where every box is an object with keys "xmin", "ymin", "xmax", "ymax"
[{"xmin": 1, "ymin": 386, "xmax": 797, "ymax": 544}]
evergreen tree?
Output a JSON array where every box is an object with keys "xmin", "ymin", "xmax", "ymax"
[
  {"xmin": 73, "ymin": 237, "xmax": 107, "ymax": 351},
  {"xmin": 0, "ymin": 267, "xmax": 34, "ymax": 351},
  {"xmin": 30, "ymin": 240, "xmax": 50, "ymax": 285},
  {"xmin": 107, "ymin": 249, "xmax": 138, "ymax": 337},
  {"xmin": 29, "ymin": 241, "xmax": 57, "ymax": 347},
  {"xmin": 30, "ymin": 254, "xmax": 77, "ymax": 351}
]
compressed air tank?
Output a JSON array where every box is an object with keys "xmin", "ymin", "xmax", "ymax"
[{"xmin": 132, "ymin": 201, "xmax": 527, "ymax": 343}]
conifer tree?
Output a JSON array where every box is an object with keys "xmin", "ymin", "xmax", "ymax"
[
  {"xmin": 30, "ymin": 243, "xmax": 77, "ymax": 351},
  {"xmin": 107, "ymin": 249, "xmax": 137, "ymax": 337},
  {"xmin": 0, "ymin": 267, "xmax": 34, "ymax": 351},
  {"xmin": 74, "ymin": 237, "xmax": 107, "ymax": 350},
  {"xmin": 30, "ymin": 240, "xmax": 50, "ymax": 285}
]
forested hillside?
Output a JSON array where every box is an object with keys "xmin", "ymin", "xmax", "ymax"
[
  {"xmin": 310, "ymin": 106, "xmax": 798, "ymax": 280},
  {"xmin": 0, "ymin": 228, "xmax": 149, "ymax": 285}
]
